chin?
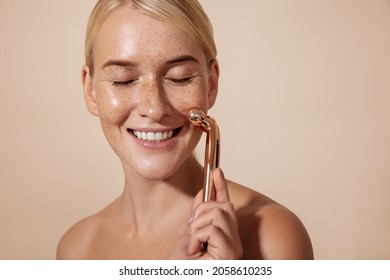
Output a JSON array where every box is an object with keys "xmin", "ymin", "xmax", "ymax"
[{"xmin": 130, "ymin": 158, "xmax": 185, "ymax": 181}]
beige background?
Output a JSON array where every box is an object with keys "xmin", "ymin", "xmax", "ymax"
[{"xmin": 1, "ymin": 0, "xmax": 389, "ymax": 259}]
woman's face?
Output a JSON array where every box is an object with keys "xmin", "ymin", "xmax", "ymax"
[{"xmin": 83, "ymin": 6, "xmax": 219, "ymax": 180}]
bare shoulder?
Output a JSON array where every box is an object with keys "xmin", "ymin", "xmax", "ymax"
[
  {"xmin": 56, "ymin": 201, "xmax": 117, "ymax": 259},
  {"xmin": 227, "ymin": 180, "xmax": 314, "ymax": 260},
  {"xmin": 56, "ymin": 213, "xmax": 101, "ymax": 259}
]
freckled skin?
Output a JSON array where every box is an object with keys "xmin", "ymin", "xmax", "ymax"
[
  {"xmin": 57, "ymin": 6, "xmax": 313, "ymax": 260},
  {"xmin": 87, "ymin": 7, "xmax": 216, "ymax": 180}
]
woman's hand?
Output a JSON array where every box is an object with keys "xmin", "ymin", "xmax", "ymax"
[{"xmin": 169, "ymin": 168, "xmax": 243, "ymax": 259}]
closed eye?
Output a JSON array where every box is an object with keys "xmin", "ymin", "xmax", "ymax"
[
  {"xmin": 168, "ymin": 77, "xmax": 194, "ymax": 84},
  {"xmin": 112, "ymin": 80, "xmax": 136, "ymax": 87}
]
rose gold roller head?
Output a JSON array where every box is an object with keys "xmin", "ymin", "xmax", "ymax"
[{"xmin": 188, "ymin": 109, "xmax": 220, "ymax": 202}]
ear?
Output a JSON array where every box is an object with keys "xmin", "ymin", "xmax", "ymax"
[
  {"xmin": 207, "ymin": 59, "xmax": 219, "ymax": 109},
  {"xmin": 81, "ymin": 65, "xmax": 99, "ymax": 116}
]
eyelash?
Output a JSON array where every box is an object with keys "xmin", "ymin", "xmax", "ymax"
[
  {"xmin": 112, "ymin": 80, "xmax": 136, "ymax": 87},
  {"xmin": 111, "ymin": 76, "xmax": 194, "ymax": 87},
  {"xmin": 168, "ymin": 77, "xmax": 194, "ymax": 84}
]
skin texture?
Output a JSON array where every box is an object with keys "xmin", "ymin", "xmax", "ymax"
[{"xmin": 57, "ymin": 6, "xmax": 314, "ymax": 260}]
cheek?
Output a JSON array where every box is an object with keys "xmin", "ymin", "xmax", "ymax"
[
  {"xmin": 168, "ymin": 85, "xmax": 209, "ymax": 116},
  {"xmin": 96, "ymin": 87, "xmax": 132, "ymax": 125}
]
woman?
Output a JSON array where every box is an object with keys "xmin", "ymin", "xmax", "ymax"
[{"xmin": 57, "ymin": 0, "xmax": 313, "ymax": 260}]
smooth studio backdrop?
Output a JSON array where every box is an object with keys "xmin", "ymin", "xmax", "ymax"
[{"xmin": 1, "ymin": 0, "xmax": 389, "ymax": 259}]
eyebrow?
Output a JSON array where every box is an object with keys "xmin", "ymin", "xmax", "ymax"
[
  {"xmin": 102, "ymin": 59, "xmax": 136, "ymax": 69},
  {"xmin": 101, "ymin": 55, "xmax": 199, "ymax": 70},
  {"xmin": 166, "ymin": 55, "xmax": 200, "ymax": 65}
]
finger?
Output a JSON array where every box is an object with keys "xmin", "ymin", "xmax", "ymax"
[
  {"xmin": 190, "ymin": 202, "xmax": 236, "ymax": 233},
  {"xmin": 187, "ymin": 225, "xmax": 235, "ymax": 259},
  {"xmin": 189, "ymin": 202, "xmax": 237, "ymax": 245},
  {"xmin": 214, "ymin": 168, "xmax": 230, "ymax": 202},
  {"xmin": 187, "ymin": 224, "xmax": 221, "ymax": 254}
]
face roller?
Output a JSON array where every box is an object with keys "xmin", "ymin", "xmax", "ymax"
[{"xmin": 188, "ymin": 109, "xmax": 220, "ymax": 202}]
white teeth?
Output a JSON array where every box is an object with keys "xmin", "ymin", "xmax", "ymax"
[
  {"xmin": 155, "ymin": 132, "xmax": 162, "ymax": 141},
  {"xmin": 147, "ymin": 132, "xmax": 155, "ymax": 141},
  {"xmin": 133, "ymin": 130, "xmax": 175, "ymax": 142}
]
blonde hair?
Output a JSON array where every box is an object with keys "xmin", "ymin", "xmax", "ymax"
[{"xmin": 85, "ymin": 0, "xmax": 217, "ymax": 73}]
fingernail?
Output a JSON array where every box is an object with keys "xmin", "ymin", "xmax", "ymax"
[{"xmin": 187, "ymin": 211, "xmax": 195, "ymax": 225}]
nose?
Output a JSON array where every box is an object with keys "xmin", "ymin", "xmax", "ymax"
[{"xmin": 137, "ymin": 79, "xmax": 170, "ymax": 122}]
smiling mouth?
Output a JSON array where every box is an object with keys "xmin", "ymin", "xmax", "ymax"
[{"xmin": 128, "ymin": 127, "xmax": 182, "ymax": 142}]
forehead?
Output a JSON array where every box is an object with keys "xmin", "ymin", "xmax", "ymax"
[{"xmin": 93, "ymin": 6, "xmax": 205, "ymax": 67}]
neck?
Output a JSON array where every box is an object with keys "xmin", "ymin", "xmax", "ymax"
[{"xmin": 118, "ymin": 154, "xmax": 204, "ymax": 235}]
